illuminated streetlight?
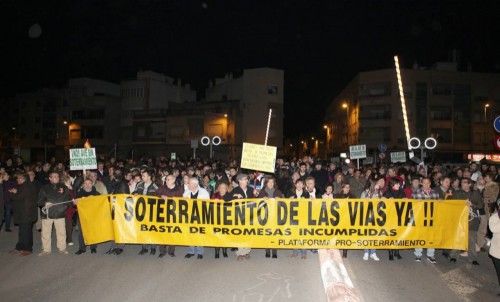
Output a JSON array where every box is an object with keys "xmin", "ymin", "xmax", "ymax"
[
  {"xmin": 394, "ymin": 55, "xmax": 411, "ymax": 150},
  {"xmin": 63, "ymin": 120, "xmax": 68, "ymax": 125},
  {"xmin": 323, "ymin": 125, "xmax": 327, "ymax": 129},
  {"xmin": 342, "ymin": 103, "xmax": 349, "ymax": 145},
  {"xmin": 311, "ymin": 136, "xmax": 315, "ymax": 140},
  {"xmin": 300, "ymin": 140, "xmax": 304, "ymax": 144},
  {"xmin": 223, "ymin": 113, "xmax": 228, "ymax": 118},
  {"xmin": 484, "ymin": 104, "xmax": 490, "ymax": 122}
]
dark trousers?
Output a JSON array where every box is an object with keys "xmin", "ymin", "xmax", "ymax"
[
  {"xmin": 492, "ymin": 255, "xmax": 500, "ymax": 286},
  {"xmin": 159, "ymin": 245, "xmax": 175, "ymax": 255},
  {"xmin": 266, "ymin": 249, "xmax": 277, "ymax": 256},
  {"xmin": 4, "ymin": 203, "xmax": 13, "ymax": 229},
  {"xmin": 16, "ymin": 223, "xmax": 34, "ymax": 252},
  {"xmin": 66, "ymin": 215, "xmax": 74, "ymax": 243},
  {"xmin": 77, "ymin": 218, "xmax": 96, "ymax": 251}
]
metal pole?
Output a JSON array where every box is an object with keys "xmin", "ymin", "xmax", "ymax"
[
  {"xmin": 357, "ymin": 158, "xmax": 360, "ymax": 169},
  {"xmin": 264, "ymin": 108, "xmax": 272, "ymax": 146},
  {"xmin": 210, "ymin": 144, "xmax": 213, "ymax": 159},
  {"xmin": 114, "ymin": 143, "xmax": 117, "ymax": 159},
  {"xmin": 484, "ymin": 106, "xmax": 487, "ymax": 122}
]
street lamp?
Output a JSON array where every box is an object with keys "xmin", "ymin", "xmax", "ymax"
[
  {"xmin": 484, "ymin": 103, "xmax": 490, "ymax": 122},
  {"xmin": 408, "ymin": 137, "xmax": 437, "ymax": 164},
  {"xmin": 342, "ymin": 103, "xmax": 349, "ymax": 146},
  {"xmin": 63, "ymin": 120, "xmax": 68, "ymax": 125},
  {"xmin": 200, "ymin": 135, "xmax": 221, "ymax": 159},
  {"xmin": 323, "ymin": 124, "xmax": 331, "ymax": 156}
]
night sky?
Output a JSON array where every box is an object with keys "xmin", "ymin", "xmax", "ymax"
[{"xmin": 2, "ymin": 1, "xmax": 500, "ymax": 139}]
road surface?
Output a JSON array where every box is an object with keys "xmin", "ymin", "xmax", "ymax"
[{"xmin": 0, "ymin": 227, "xmax": 326, "ymax": 302}]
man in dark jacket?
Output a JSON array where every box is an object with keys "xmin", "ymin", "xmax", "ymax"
[
  {"xmin": 105, "ymin": 169, "xmax": 130, "ymax": 256},
  {"xmin": 9, "ymin": 173, "xmax": 38, "ymax": 255},
  {"xmin": 450, "ymin": 178, "xmax": 483, "ymax": 265},
  {"xmin": 38, "ymin": 171, "xmax": 71, "ymax": 255},
  {"xmin": 2, "ymin": 172, "xmax": 16, "ymax": 232},
  {"xmin": 157, "ymin": 174, "xmax": 183, "ymax": 258},
  {"xmin": 309, "ymin": 162, "xmax": 328, "ymax": 196},
  {"xmin": 134, "ymin": 169, "xmax": 159, "ymax": 255},
  {"xmin": 74, "ymin": 179, "xmax": 100, "ymax": 255}
]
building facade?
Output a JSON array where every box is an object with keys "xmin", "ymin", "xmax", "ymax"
[
  {"xmin": 120, "ymin": 70, "xmax": 196, "ymax": 144},
  {"xmin": 325, "ymin": 63, "xmax": 500, "ymax": 159},
  {"xmin": 205, "ymin": 67, "xmax": 284, "ymax": 147}
]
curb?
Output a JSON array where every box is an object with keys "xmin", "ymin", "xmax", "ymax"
[{"xmin": 318, "ymin": 249, "xmax": 362, "ymax": 302}]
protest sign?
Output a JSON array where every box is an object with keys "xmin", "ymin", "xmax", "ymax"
[{"xmin": 240, "ymin": 142, "xmax": 277, "ymax": 173}]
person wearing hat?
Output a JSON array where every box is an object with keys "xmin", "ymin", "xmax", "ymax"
[{"xmin": 231, "ymin": 173, "xmax": 255, "ymax": 260}]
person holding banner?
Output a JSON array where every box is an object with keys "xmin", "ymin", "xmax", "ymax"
[
  {"xmin": 384, "ymin": 178, "xmax": 405, "ymax": 261},
  {"xmin": 183, "ymin": 177, "xmax": 210, "ymax": 259},
  {"xmin": 212, "ymin": 181, "xmax": 232, "ymax": 258},
  {"xmin": 74, "ymin": 179, "xmax": 100, "ymax": 255},
  {"xmin": 450, "ymin": 178, "xmax": 482, "ymax": 265},
  {"xmin": 231, "ymin": 173, "xmax": 255, "ymax": 261},
  {"xmin": 412, "ymin": 177, "xmax": 440, "ymax": 264},
  {"xmin": 360, "ymin": 178, "xmax": 385, "ymax": 261},
  {"xmin": 105, "ymin": 168, "xmax": 130, "ymax": 256},
  {"xmin": 258, "ymin": 176, "xmax": 284, "ymax": 259},
  {"xmin": 134, "ymin": 169, "xmax": 159, "ymax": 256},
  {"xmin": 334, "ymin": 183, "xmax": 354, "ymax": 258},
  {"xmin": 157, "ymin": 174, "xmax": 183, "ymax": 258},
  {"xmin": 37, "ymin": 171, "xmax": 71, "ymax": 256}
]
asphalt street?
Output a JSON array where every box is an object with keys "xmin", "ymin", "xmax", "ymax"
[
  {"xmin": 343, "ymin": 249, "xmax": 500, "ymax": 302},
  {"xmin": 2, "ymin": 226, "xmax": 500, "ymax": 302},
  {"xmin": 0, "ymin": 227, "xmax": 326, "ymax": 302}
]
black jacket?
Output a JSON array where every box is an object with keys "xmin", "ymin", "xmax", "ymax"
[
  {"xmin": 76, "ymin": 187, "xmax": 100, "ymax": 198},
  {"xmin": 11, "ymin": 181, "xmax": 38, "ymax": 224},
  {"xmin": 38, "ymin": 183, "xmax": 72, "ymax": 219},
  {"xmin": 384, "ymin": 188, "xmax": 406, "ymax": 199},
  {"xmin": 287, "ymin": 190, "xmax": 310, "ymax": 199},
  {"xmin": 230, "ymin": 186, "xmax": 255, "ymax": 200},
  {"xmin": 109, "ymin": 180, "xmax": 130, "ymax": 194},
  {"xmin": 310, "ymin": 169, "xmax": 328, "ymax": 195}
]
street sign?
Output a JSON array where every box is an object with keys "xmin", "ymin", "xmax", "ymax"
[
  {"xmin": 240, "ymin": 142, "xmax": 277, "ymax": 173},
  {"xmin": 390, "ymin": 151, "xmax": 407, "ymax": 163},
  {"xmin": 494, "ymin": 116, "xmax": 500, "ymax": 133},
  {"xmin": 170, "ymin": 152, "xmax": 176, "ymax": 160},
  {"xmin": 495, "ymin": 136, "xmax": 500, "ymax": 150},
  {"xmin": 190, "ymin": 139, "xmax": 198, "ymax": 148},
  {"xmin": 349, "ymin": 144, "xmax": 366, "ymax": 159},
  {"xmin": 378, "ymin": 143, "xmax": 387, "ymax": 153},
  {"xmin": 69, "ymin": 148, "xmax": 97, "ymax": 170}
]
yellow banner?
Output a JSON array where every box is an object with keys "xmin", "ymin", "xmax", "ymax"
[{"xmin": 76, "ymin": 195, "xmax": 469, "ymax": 250}]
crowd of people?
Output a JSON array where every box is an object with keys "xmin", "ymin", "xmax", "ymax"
[{"xmin": 0, "ymin": 155, "xmax": 500, "ymax": 289}]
